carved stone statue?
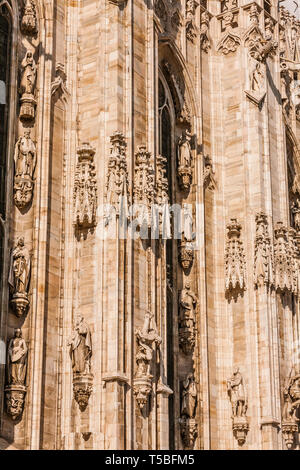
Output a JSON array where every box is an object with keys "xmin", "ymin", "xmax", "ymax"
[
  {"xmin": 227, "ymin": 368, "xmax": 249, "ymax": 445},
  {"xmin": 282, "ymin": 368, "xmax": 300, "ymax": 449},
  {"xmin": 178, "ymin": 283, "xmax": 197, "ymax": 355},
  {"xmin": 9, "ymin": 237, "xmax": 30, "ymax": 296},
  {"xmin": 177, "ymin": 130, "xmax": 193, "ymax": 191},
  {"xmin": 68, "ymin": 316, "xmax": 93, "ymax": 411},
  {"xmin": 180, "ymin": 373, "xmax": 198, "ymax": 449},
  {"xmin": 181, "ymin": 374, "xmax": 197, "ymax": 419},
  {"xmin": 5, "ymin": 329, "xmax": 28, "ymax": 420},
  {"xmin": 7, "ymin": 329, "xmax": 28, "ymax": 386},
  {"xmin": 134, "ymin": 311, "xmax": 162, "ymax": 410},
  {"xmin": 68, "ymin": 315, "xmax": 92, "ymax": 375},
  {"xmin": 292, "ymin": 199, "xmax": 300, "ymax": 231},
  {"xmin": 227, "ymin": 368, "xmax": 247, "ymax": 417},
  {"xmin": 14, "ymin": 131, "xmax": 37, "ymax": 209},
  {"xmin": 135, "ymin": 311, "xmax": 161, "ymax": 378},
  {"xmin": 179, "ymin": 283, "xmax": 197, "ymax": 331},
  {"xmin": 250, "ymin": 59, "xmax": 265, "ymax": 93},
  {"xmin": 8, "ymin": 237, "xmax": 30, "ymax": 317},
  {"xmin": 19, "ymin": 50, "xmax": 37, "ymax": 120}
]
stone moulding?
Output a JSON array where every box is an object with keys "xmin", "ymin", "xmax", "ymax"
[
  {"xmin": 5, "ymin": 384, "xmax": 27, "ymax": 421},
  {"xmin": 179, "ymin": 417, "xmax": 198, "ymax": 449},
  {"xmin": 108, "ymin": 0, "xmax": 127, "ymax": 7},
  {"xmin": 73, "ymin": 373, "xmax": 93, "ymax": 412}
]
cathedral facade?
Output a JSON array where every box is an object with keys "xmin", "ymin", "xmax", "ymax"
[{"xmin": 0, "ymin": 0, "xmax": 300, "ymax": 450}]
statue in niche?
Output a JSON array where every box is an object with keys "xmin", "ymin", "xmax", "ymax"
[
  {"xmin": 292, "ymin": 199, "xmax": 300, "ymax": 231},
  {"xmin": 135, "ymin": 311, "xmax": 161, "ymax": 378},
  {"xmin": 20, "ymin": 51, "xmax": 37, "ymax": 96},
  {"xmin": 14, "ymin": 131, "xmax": 36, "ymax": 180},
  {"xmin": 227, "ymin": 367, "xmax": 247, "ymax": 418},
  {"xmin": 7, "ymin": 329, "xmax": 28, "ymax": 386},
  {"xmin": 68, "ymin": 315, "xmax": 92, "ymax": 375},
  {"xmin": 19, "ymin": 50, "xmax": 37, "ymax": 120},
  {"xmin": 178, "ymin": 130, "xmax": 192, "ymax": 168},
  {"xmin": 179, "ymin": 283, "xmax": 197, "ymax": 331},
  {"xmin": 177, "ymin": 130, "xmax": 193, "ymax": 191},
  {"xmin": 9, "ymin": 237, "xmax": 31, "ymax": 297},
  {"xmin": 250, "ymin": 58, "xmax": 265, "ymax": 93},
  {"xmin": 181, "ymin": 373, "xmax": 197, "ymax": 418}
]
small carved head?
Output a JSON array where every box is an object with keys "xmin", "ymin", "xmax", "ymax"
[{"xmin": 14, "ymin": 328, "xmax": 22, "ymax": 338}]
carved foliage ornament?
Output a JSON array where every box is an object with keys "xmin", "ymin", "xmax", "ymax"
[
  {"xmin": 21, "ymin": 0, "xmax": 38, "ymax": 35},
  {"xmin": 200, "ymin": 11, "xmax": 211, "ymax": 53},
  {"xmin": 254, "ymin": 212, "xmax": 274, "ymax": 289},
  {"xmin": 217, "ymin": 10, "xmax": 241, "ymax": 55},
  {"xmin": 73, "ymin": 143, "xmax": 98, "ymax": 231},
  {"xmin": 105, "ymin": 132, "xmax": 129, "ymax": 222},
  {"xmin": 225, "ymin": 218, "xmax": 246, "ymax": 295},
  {"xmin": 5, "ymin": 328, "xmax": 28, "ymax": 420},
  {"xmin": 134, "ymin": 311, "xmax": 162, "ymax": 410},
  {"xmin": 274, "ymin": 222, "xmax": 298, "ymax": 295},
  {"xmin": 133, "ymin": 145, "xmax": 155, "ymax": 228},
  {"xmin": 186, "ymin": 0, "xmax": 199, "ymax": 43}
]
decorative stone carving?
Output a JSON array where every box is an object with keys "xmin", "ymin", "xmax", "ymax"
[
  {"xmin": 200, "ymin": 10, "xmax": 211, "ymax": 52},
  {"xmin": 68, "ymin": 315, "xmax": 93, "ymax": 411},
  {"xmin": 19, "ymin": 50, "xmax": 37, "ymax": 121},
  {"xmin": 162, "ymin": 61, "xmax": 191, "ymax": 127},
  {"xmin": 133, "ymin": 145, "xmax": 155, "ymax": 229},
  {"xmin": 73, "ymin": 143, "xmax": 97, "ymax": 231},
  {"xmin": 105, "ymin": 132, "xmax": 129, "ymax": 222},
  {"xmin": 217, "ymin": 10, "xmax": 241, "ymax": 55},
  {"xmin": 203, "ymin": 155, "xmax": 216, "ymax": 190},
  {"xmin": 8, "ymin": 237, "xmax": 30, "ymax": 317},
  {"xmin": 254, "ymin": 212, "xmax": 274, "ymax": 289},
  {"xmin": 186, "ymin": 0, "xmax": 199, "ymax": 43},
  {"xmin": 282, "ymin": 368, "xmax": 300, "ymax": 449},
  {"xmin": 178, "ymin": 283, "xmax": 198, "ymax": 355},
  {"xmin": 13, "ymin": 131, "xmax": 37, "ymax": 210},
  {"xmin": 178, "ymin": 235, "xmax": 194, "ymax": 271},
  {"xmin": 179, "ymin": 374, "xmax": 198, "ymax": 449},
  {"xmin": 244, "ymin": 4, "xmax": 277, "ymax": 106},
  {"xmin": 51, "ymin": 63, "xmax": 69, "ymax": 102},
  {"xmin": 225, "ymin": 218, "xmax": 246, "ymax": 297},
  {"xmin": 227, "ymin": 368, "xmax": 249, "ymax": 446},
  {"xmin": 5, "ymin": 329, "xmax": 28, "ymax": 420},
  {"xmin": 21, "ymin": 0, "xmax": 37, "ymax": 35},
  {"xmin": 291, "ymin": 198, "xmax": 300, "ymax": 231},
  {"xmin": 177, "ymin": 130, "xmax": 193, "ymax": 191},
  {"xmin": 274, "ymin": 222, "xmax": 298, "ymax": 295},
  {"xmin": 134, "ymin": 311, "xmax": 162, "ymax": 410}
]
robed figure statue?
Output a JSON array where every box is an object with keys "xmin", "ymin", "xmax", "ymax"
[
  {"xmin": 7, "ymin": 329, "xmax": 28, "ymax": 386},
  {"xmin": 68, "ymin": 316, "xmax": 92, "ymax": 375}
]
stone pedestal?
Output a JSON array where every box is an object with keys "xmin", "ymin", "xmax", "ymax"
[
  {"xmin": 20, "ymin": 94, "xmax": 37, "ymax": 121},
  {"xmin": 5, "ymin": 384, "xmax": 27, "ymax": 420},
  {"xmin": 10, "ymin": 293, "xmax": 30, "ymax": 318},
  {"xmin": 73, "ymin": 373, "xmax": 93, "ymax": 412}
]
